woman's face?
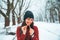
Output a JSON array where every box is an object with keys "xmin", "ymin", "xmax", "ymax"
[{"xmin": 25, "ymin": 18, "xmax": 34, "ymax": 26}]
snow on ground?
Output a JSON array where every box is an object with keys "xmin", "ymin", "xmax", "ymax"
[
  {"xmin": 0, "ymin": 34, "xmax": 15, "ymax": 40},
  {"xmin": 0, "ymin": 22, "xmax": 60, "ymax": 40},
  {"xmin": 34, "ymin": 22, "xmax": 60, "ymax": 40}
]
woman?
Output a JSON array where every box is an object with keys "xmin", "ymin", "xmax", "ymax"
[{"xmin": 16, "ymin": 11, "xmax": 39, "ymax": 40}]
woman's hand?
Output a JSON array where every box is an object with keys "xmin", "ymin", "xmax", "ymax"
[
  {"xmin": 29, "ymin": 28, "xmax": 34, "ymax": 36},
  {"xmin": 21, "ymin": 26, "xmax": 27, "ymax": 35}
]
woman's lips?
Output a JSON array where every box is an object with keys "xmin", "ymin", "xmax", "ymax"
[{"xmin": 26, "ymin": 22, "xmax": 30, "ymax": 25}]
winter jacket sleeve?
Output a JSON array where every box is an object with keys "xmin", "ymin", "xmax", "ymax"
[
  {"xmin": 16, "ymin": 26, "xmax": 26, "ymax": 40},
  {"xmin": 32, "ymin": 26, "xmax": 39, "ymax": 40}
]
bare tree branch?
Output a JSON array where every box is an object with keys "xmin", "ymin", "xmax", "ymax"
[
  {"xmin": 22, "ymin": 0, "xmax": 26, "ymax": 7},
  {"xmin": 14, "ymin": 11, "xmax": 18, "ymax": 17},
  {"xmin": 13, "ymin": 0, "xmax": 24, "ymax": 18},
  {"xmin": 17, "ymin": 0, "xmax": 31, "ymax": 17},
  {"xmin": 0, "ymin": 10, "xmax": 7, "ymax": 18},
  {"xmin": 18, "ymin": 0, "xmax": 25, "ymax": 16},
  {"xmin": 11, "ymin": 0, "xmax": 19, "ymax": 19},
  {"xmin": 13, "ymin": 0, "xmax": 18, "ymax": 10},
  {"xmin": 1, "ymin": 8, "xmax": 7, "ymax": 10},
  {"xmin": 23, "ymin": 0, "xmax": 31, "ymax": 13},
  {"xmin": 19, "ymin": 0, "xmax": 23, "ymax": 13},
  {"xmin": 13, "ymin": 0, "xmax": 31, "ymax": 18},
  {"xmin": 6, "ymin": 0, "xmax": 10, "ymax": 15}
]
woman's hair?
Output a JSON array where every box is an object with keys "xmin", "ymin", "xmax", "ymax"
[{"xmin": 20, "ymin": 21, "xmax": 34, "ymax": 40}]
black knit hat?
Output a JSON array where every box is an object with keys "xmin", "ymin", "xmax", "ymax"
[{"xmin": 24, "ymin": 11, "xmax": 34, "ymax": 20}]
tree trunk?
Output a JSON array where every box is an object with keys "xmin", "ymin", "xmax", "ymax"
[
  {"xmin": 59, "ymin": 15, "xmax": 60, "ymax": 23},
  {"xmin": 4, "ymin": 0, "xmax": 10, "ymax": 27},
  {"xmin": 12, "ymin": 14, "xmax": 15, "ymax": 25},
  {"xmin": 5, "ymin": 17, "xmax": 10, "ymax": 27},
  {"xmin": 17, "ymin": 17, "xmax": 21, "ymax": 24},
  {"xmin": 50, "ymin": 9, "xmax": 55, "ymax": 23},
  {"xmin": 58, "ymin": 11, "xmax": 60, "ymax": 23},
  {"xmin": 52, "ymin": 15, "xmax": 55, "ymax": 23},
  {"xmin": 50, "ymin": 10, "xmax": 52, "ymax": 22}
]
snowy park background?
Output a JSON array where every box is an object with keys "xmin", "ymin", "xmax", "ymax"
[
  {"xmin": 0, "ymin": 22, "xmax": 60, "ymax": 40},
  {"xmin": 0, "ymin": 0, "xmax": 60, "ymax": 40}
]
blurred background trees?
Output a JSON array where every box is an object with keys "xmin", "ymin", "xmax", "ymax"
[
  {"xmin": 0, "ymin": 0, "xmax": 30, "ymax": 27},
  {"xmin": 45, "ymin": 0, "xmax": 60, "ymax": 23},
  {"xmin": 0, "ymin": 0, "xmax": 60, "ymax": 28}
]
